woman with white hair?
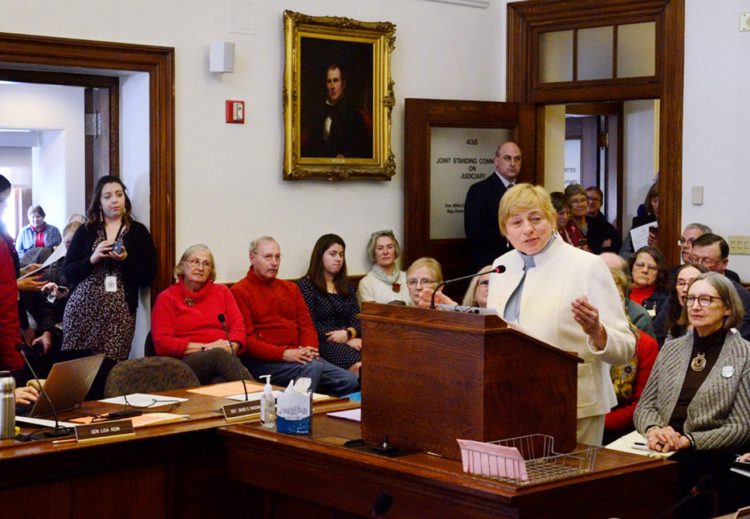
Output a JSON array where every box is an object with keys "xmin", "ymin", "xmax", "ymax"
[
  {"xmin": 357, "ymin": 230, "xmax": 410, "ymax": 305},
  {"xmin": 152, "ymin": 244, "xmax": 251, "ymax": 384}
]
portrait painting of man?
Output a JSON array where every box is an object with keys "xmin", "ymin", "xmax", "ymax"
[{"xmin": 299, "ymin": 37, "xmax": 374, "ymax": 159}]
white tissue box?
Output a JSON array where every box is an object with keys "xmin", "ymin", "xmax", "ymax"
[{"xmin": 276, "ymin": 390, "xmax": 312, "ymax": 435}]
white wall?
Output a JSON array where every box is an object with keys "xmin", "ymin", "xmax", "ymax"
[
  {"xmin": 0, "ymin": 82, "xmax": 85, "ymax": 227},
  {"xmin": 0, "ymin": 146, "xmax": 32, "ymax": 185},
  {"xmin": 33, "ymin": 130, "xmax": 67, "ymax": 227},
  {"xmin": 120, "ymin": 72, "xmax": 152, "ymax": 357},
  {"xmin": 0, "ymin": 0, "xmax": 507, "ymax": 282},
  {"xmin": 622, "ymin": 99, "xmax": 657, "ymax": 230},
  {"xmin": 683, "ymin": 0, "xmax": 750, "ymax": 281}
]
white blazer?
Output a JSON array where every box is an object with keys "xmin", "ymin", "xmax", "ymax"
[{"xmin": 487, "ymin": 237, "xmax": 635, "ymax": 419}]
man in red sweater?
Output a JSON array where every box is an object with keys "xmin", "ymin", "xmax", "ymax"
[{"xmin": 231, "ymin": 236, "xmax": 359, "ymax": 396}]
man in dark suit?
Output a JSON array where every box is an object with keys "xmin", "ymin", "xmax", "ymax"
[
  {"xmin": 464, "ymin": 141, "xmax": 521, "ymax": 272},
  {"xmin": 301, "ymin": 63, "xmax": 370, "ymax": 159}
]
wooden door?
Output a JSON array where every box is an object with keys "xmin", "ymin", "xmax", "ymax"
[{"xmin": 403, "ymin": 99, "xmax": 536, "ymax": 290}]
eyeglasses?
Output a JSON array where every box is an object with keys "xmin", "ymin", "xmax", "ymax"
[
  {"xmin": 677, "ymin": 237, "xmax": 695, "ymax": 247},
  {"xmin": 633, "ymin": 261, "xmax": 658, "ymax": 272},
  {"xmin": 406, "ymin": 278, "xmax": 436, "ymax": 288},
  {"xmin": 686, "ymin": 295, "xmax": 724, "ymax": 308},
  {"xmin": 260, "ymin": 254, "xmax": 282, "ymax": 262},
  {"xmin": 187, "ymin": 259, "xmax": 211, "ymax": 269},
  {"xmin": 691, "ymin": 255, "xmax": 721, "ymax": 267}
]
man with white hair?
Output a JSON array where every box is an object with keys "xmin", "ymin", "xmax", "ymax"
[{"xmin": 231, "ymin": 236, "xmax": 359, "ymax": 397}]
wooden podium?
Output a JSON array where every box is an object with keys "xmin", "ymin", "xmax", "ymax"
[{"xmin": 360, "ymin": 303, "xmax": 580, "ymax": 460}]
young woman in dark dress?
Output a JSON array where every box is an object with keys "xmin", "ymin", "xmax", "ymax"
[{"xmin": 297, "ymin": 234, "xmax": 361, "ymax": 372}]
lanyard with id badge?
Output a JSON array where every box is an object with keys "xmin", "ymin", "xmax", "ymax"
[{"xmin": 105, "ymin": 221, "xmax": 125, "ymax": 293}]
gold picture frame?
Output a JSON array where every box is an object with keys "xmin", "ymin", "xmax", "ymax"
[{"xmin": 283, "ymin": 10, "xmax": 396, "ymax": 181}]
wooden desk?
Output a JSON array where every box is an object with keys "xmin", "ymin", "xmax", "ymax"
[
  {"xmin": 0, "ymin": 389, "xmax": 246, "ymax": 519},
  {"xmin": 222, "ymin": 413, "xmax": 678, "ymax": 519}
]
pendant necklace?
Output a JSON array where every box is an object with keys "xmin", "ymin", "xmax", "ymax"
[{"xmin": 691, "ymin": 352, "xmax": 706, "ymax": 372}]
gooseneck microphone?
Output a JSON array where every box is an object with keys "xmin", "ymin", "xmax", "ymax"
[
  {"xmin": 15, "ymin": 343, "xmax": 71, "ymax": 438},
  {"xmin": 217, "ymin": 314, "xmax": 249, "ymax": 402},
  {"xmin": 430, "ymin": 265, "xmax": 506, "ymax": 309}
]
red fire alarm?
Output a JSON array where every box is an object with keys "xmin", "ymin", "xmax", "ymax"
[{"xmin": 225, "ymin": 100, "xmax": 245, "ymax": 123}]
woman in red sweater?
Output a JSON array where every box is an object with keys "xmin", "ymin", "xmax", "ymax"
[
  {"xmin": 604, "ymin": 267, "xmax": 659, "ymax": 444},
  {"xmin": 628, "ymin": 245, "xmax": 670, "ymax": 318},
  {"xmin": 151, "ymin": 244, "xmax": 252, "ymax": 385}
]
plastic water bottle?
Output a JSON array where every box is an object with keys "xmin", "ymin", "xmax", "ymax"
[{"xmin": 0, "ymin": 371, "xmax": 16, "ymax": 439}]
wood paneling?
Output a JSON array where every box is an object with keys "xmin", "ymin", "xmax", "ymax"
[
  {"xmin": 0, "ymin": 32, "xmax": 176, "ymax": 298},
  {"xmin": 507, "ymin": 0, "xmax": 684, "ymax": 267},
  {"xmin": 403, "ymin": 98, "xmax": 535, "ymax": 283}
]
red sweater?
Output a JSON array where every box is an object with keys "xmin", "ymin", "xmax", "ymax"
[
  {"xmin": 0, "ymin": 236, "xmax": 22, "ymax": 372},
  {"xmin": 629, "ymin": 284, "xmax": 656, "ymax": 307},
  {"xmin": 605, "ymin": 331, "xmax": 659, "ymax": 432},
  {"xmin": 151, "ymin": 280, "xmax": 246, "ymax": 358},
  {"xmin": 230, "ymin": 268, "xmax": 318, "ymax": 361}
]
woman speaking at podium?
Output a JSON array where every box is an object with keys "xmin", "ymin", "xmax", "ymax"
[
  {"xmin": 487, "ymin": 184, "xmax": 634, "ymax": 444},
  {"xmin": 427, "ymin": 184, "xmax": 634, "ymax": 445}
]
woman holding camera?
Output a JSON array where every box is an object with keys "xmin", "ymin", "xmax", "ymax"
[{"xmin": 60, "ymin": 176, "xmax": 155, "ymax": 394}]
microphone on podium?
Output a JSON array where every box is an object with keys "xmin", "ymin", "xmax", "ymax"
[
  {"xmin": 430, "ymin": 265, "xmax": 506, "ymax": 309},
  {"xmin": 217, "ymin": 314, "xmax": 249, "ymax": 402}
]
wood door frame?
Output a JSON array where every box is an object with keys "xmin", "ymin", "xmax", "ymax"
[
  {"xmin": 0, "ymin": 32, "xmax": 175, "ymax": 298},
  {"xmin": 507, "ymin": 0, "xmax": 684, "ymax": 266},
  {"xmin": 403, "ymin": 98, "xmax": 535, "ymax": 284}
]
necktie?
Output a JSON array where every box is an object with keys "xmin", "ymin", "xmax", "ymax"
[{"xmin": 503, "ymin": 254, "xmax": 535, "ymax": 322}]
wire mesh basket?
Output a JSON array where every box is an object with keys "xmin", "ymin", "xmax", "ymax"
[{"xmin": 458, "ymin": 433, "xmax": 599, "ymax": 486}]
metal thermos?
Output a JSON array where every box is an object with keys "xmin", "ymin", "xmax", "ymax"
[{"xmin": 0, "ymin": 370, "xmax": 16, "ymax": 439}]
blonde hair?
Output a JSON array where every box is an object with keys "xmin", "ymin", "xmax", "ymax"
[
  {"xmin": 175, "ymin": 244, "xmax": 216, "ymax": 281},
  {"xmin": 366, "ymin": 230, "xmax": 401, "ymax": 263},
  {"xmin": 406, "ymin": 257, "xmax": 443, "ymax": 284},
  {"xmin": 498, "ymin": 183, "xmax": 557, "ymax": 237},
  {"xmin": 462, "ymin": 265, "xmax": 494, "ymax": 306}
]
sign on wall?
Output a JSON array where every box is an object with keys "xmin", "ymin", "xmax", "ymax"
[{"xmin": 429, "ymin": 127, "xmax": 512, "ymax": 240}]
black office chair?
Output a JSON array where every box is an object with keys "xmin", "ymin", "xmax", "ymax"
[
  {"xmin": 143, "ymin": 331, "xmax": 156, "ymax": 357},
  {"xmin": 103, "ymin": 357, "xmax": 200, "ymax": 398}
]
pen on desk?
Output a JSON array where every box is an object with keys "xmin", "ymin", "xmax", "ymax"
[
  {"xmin": 52, "ymin": 438, "xmax": 76, "ymax": 445},
  {"xmin": 632, "ymin": 443, "xmax": 653, "ymax": 452}
]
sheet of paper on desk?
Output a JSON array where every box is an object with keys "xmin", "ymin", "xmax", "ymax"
[
  {"xmin": 457, "ymin": 439, "xmax": 528, "ymax": 480},
  {"xmin": 605, "ymin": 429, "xmax": 674, "ymax": 458},
  {"xmin": 99, "ymin": 393, "xmax": 188, "ymax": 407},
  {"xmin": 327, "ymin": 408, "xmax": 361, "ymax": 422},
  {"xmin": 16, "ymin": 415, "xmax": 78, "ymax": 428},
  {"xmin": 225, "ymin": 391, "xmax": 341, "ymax": 403},
  {"xmin": 186, "ymin": 380, "xmax": 265, "ymax": 397}
]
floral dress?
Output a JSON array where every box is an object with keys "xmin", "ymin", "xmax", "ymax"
[{"xmin": 62, "ymin": 227, "xmax": 134, "ymax": 360}]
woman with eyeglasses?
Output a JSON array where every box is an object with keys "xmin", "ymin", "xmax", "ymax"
[
  {"xmin": 297, "ymin": 234, "xmax": 362, "ymax": 372},
  {"xmin": 462, "ymin": 265, "xmax": 493, "ymax": 308},
  {"xmin": 551, "ymin": 192, "xmax": 585, "ymax": 248},
  {"xmin": 635, "ymin": 272, "xmax": 750, "ymax": 516},
  {"xmin": 151, "ymin": 244, "xmax": 252, "ymax": 384},
  {"xmin": 357, "ymin": 230, "xmax": 410, "ymax": 305},
  {"xmin": 651, "ymin": 263, "xmax": 708, "ymax": 347},
  {"xmin": 405, "ymin": 257, "xmax": 443, "ymax": 306},
  {"xmin": 628, "ymin": 246, "xmax": 670, "ymax": 317},
  {"xmin": 61, "ymin": 176, "xmax": 156, "ymax": 397}
]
